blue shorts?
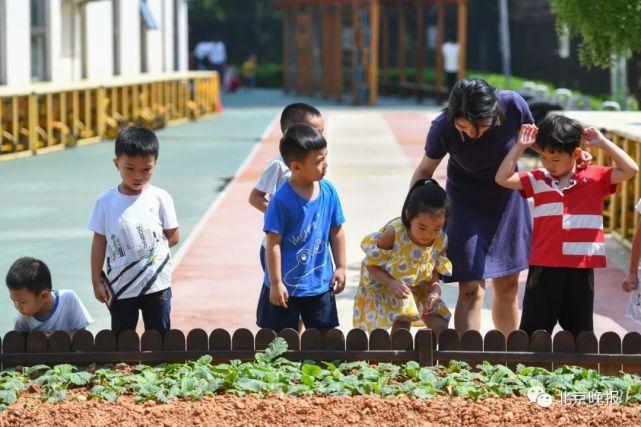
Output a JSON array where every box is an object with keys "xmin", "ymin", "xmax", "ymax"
[{"xmin": 256, "ymin": 285, "xmax": 339, "ymax": 331}]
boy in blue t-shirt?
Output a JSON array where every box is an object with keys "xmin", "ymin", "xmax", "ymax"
[{"xmin": 258, "ymin": 123, "xmax": 346, "ymax": 331}]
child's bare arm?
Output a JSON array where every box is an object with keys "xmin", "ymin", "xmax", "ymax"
[
  {"xmin": 495, "ymin": 124, "xmax": 537, "ymax": 190},
  {"xmin": 582, "ymin": 127, "xmax": 638, "ymax": 184},
  {"xmin": 329, "ymin": 225, "xmax": 347, "ymax": 295},
  {"xmin": 265, "ymin": 232, "xmax": 288, "ymax": 307},
  {"xmin": 422, "ymin": 273, "xmax": 442, "ymax": 311},
  {"xmin": 90, "ymin": 232, "xmax": 108, "ymax": 303},
  {"xmin": 249, "ymin": 188, "xmax": 269, "ymax": 213},
  {"xmin": 364, "ymin": 226, "xmax": 410, "ymax": 299},
  {"xmin": 623, "ymin": 220, "xmax": 641, "ymax": 292},
  {"xmin": 164, "ymin": 228, "xmax": 180, "ymax": 247}
]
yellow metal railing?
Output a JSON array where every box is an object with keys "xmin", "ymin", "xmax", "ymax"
[
  {"xmin": 0, "ymin": 72, "xmax": 220, "ymax": 161},
  {"xmin": 597, "ymin": 130, "xmax": 641, "ymax": 248}
]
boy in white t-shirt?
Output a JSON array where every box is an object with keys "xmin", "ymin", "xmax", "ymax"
[
  {"xmin": 7, "ymin": 257, "xmax": 92, "ymax": 334},
  {"xmin": 248, "ymin": 103, "xmax": 325, "ymax": 270},
  {"xmin": 88, "ymin": 126, "xmax": 179, "ymax": 335}
]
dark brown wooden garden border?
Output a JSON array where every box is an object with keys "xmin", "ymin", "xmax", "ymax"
[{"xmin": 1, "ymin": 328, "xmax": 641, "ymax": 375}]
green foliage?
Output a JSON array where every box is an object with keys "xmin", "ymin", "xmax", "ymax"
[
  {"xmin": 1, "ymin": 338, "xmax": 641, "ymax": 409},
  {"xmin": 253, "ymin": 62, "xmax": 607, "ymax": 107},
  {"xmin": 550, "ymin": 0, "xmax": 641, "ymax": 68}
]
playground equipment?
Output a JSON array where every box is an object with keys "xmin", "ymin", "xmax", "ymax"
[
  {"xmin": 276, "ymin": 0, "xmax": 468, "ymax": 105},
  {"xmin": 0, "ymin": 72, "xmax": 220, "ymax": 161}
]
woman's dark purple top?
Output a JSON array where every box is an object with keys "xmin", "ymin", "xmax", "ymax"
[{"xmin": 425, "ymin": 90, "xmax": 533, "ymax": 282}]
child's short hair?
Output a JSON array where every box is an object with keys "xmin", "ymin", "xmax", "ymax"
[
  {"xmin": 536, "ymin": 114, "xmax": 583, "ymax": 155},
  {"xmin": 280, "ymin": 103, "xmax": 321, "ymax": 133},
  {"xmin": 401, "ymin": 179, "xmax": 450, "ymax": 229},
  {"xmin": 6, "ymin": 257, "xmax": 52, "ymax": 295},
  {"xmin": 115, "ymin": 126, "xmax": 159, "ymax": 159},
  {"xmin": 279, "ymin": 123, "xmax": 327, "ymax": 166}
]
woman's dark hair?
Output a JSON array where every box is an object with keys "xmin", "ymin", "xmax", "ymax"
[
  {"xmin": 401, "ymin": 179, "xmax": 450, "ymax": 229},
  {"xmin": 279, "ymin": 123, "xmax": 327, "ymax": 166},
  {"xmin": 536, "ymin": 114, "xmax": 583, "ymax": 155},
  {"xmin": 446, "ymin": 78, "xmax": 503, "ymax": 131}
]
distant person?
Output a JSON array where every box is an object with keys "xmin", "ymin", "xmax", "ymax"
[
  {"xmin": 241, "ymin": 54, "xmax": 258, "ymax": 88},
  {"xmin": 496, "ymin": 116, "xmax": 638, "ymax": 336},
  {"xmin": 441, "ymin": 36, "xmax": 460, "ymax": 92},
  {"xmin": 257, "ymin": 124, "xmax": 346, "ymax": 332},
  {"xmin": 223, "ymin": 65, "xmax": 241, "ymax": 92},
  {"xmin": 88, "ymin": 127, "xmax": 180, "ymax": 335},
  {"xmin": 193, "ymin": 41, "xmax": 213, "ymax": 71},
  {"xmin": 209, "ymin": 40, "xmax": 227, "ymax": 83},
  {"xmin": 7, "ymin": 257, "xmax": 92, "ymax": 334}
]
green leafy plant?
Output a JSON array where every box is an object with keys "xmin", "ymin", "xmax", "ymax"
[{"xmin": 1, "ymin": 338, "xmax": 641, "ymax": 410}]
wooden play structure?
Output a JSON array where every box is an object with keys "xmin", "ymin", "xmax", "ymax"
[
  {"xmin": 0, "ymin": 72, "xmax": 220, "ymax": 161},
  {"xmin": 276, "ymin": 0, "xmax": 468, "ymax": 105}
]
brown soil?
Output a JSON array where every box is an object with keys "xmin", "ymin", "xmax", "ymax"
[{"xmin": 1, "ymin": 393, "xmax": 640, "ymax": 426}]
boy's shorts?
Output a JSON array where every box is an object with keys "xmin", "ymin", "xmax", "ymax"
[
  {"xmin": 111, "ymin": 287, "xmax": 172, "ymax": 335},
  {"xmin": 256, "ymin": 285, "xmax": 339, "ymax": 331},
  {"xmin": 519, "ymin": 266, "xmax": 594, "ymax": 337}
]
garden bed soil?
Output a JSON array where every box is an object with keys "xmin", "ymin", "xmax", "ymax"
[{"xmin": 1, "ymin": 393, "xmax": 640, "ymax": 426}]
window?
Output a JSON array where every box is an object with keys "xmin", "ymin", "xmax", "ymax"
[
  {"xmin": 31, "ymin": 0, "xmax": 49, "ymax": 81},
  {"xmin": 113, "ymin": 0, "xmax": 120, "ymax": 75}
]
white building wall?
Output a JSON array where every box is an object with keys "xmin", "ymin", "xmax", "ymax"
[
  {"xmin": 162, "ymin": 0, "xmax": 174, "ymax": 72},
  {"xmin": 50, "ymin": 0, "xmax": 83, "ymax": 83},
  {"xmin": 145, "ymin": 0, "xmax": 163, "ymax": 74},
  {"xmin": 85, "ymin": 0, "xmax": 114, "ymax": 79},
  {"xmin": 1, "ymin": 0, "xmax": 189, "ymax": 86},
  {"xmin": 4, "ymin": 0, "xmax": 31, "ymax": 86},
  {"xmin": 118, "ymin": 0, "xmax": 141, "ymax": 76},
  {"xmin": 178, "ymin": 0, "xmax": 188, "ymax": 71}
]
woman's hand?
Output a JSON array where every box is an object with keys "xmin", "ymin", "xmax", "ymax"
[{"xmin": 389, "ymin": 280, "xmax": 411, "ymax": 299}]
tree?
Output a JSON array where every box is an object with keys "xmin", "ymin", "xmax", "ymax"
[{"xmin": 549, "ymin": 0, "xmax": 641, "ymax": 104}]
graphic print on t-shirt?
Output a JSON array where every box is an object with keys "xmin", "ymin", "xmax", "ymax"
[
  {"xmin": 117, "ymin": 208, "xmax": 162, "ymax": 264},
  {"xmin": 283, "ymin": 239, "xmax": 328, "ymax": 293},
  {"xmin": 120, "ymin": 217, "xmax": 158, "ymax": 262}
]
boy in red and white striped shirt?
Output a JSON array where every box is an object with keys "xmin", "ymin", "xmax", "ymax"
[{"xmin": 495, "ymin": 115, "xmax": 638, "ymax": 336}]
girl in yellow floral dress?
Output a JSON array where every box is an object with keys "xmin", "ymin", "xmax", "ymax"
[{"xmin": 353, "ymin": 179, "xmax": 452, "ymax": 334}]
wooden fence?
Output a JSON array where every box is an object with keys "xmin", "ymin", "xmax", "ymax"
[
  {"xmin": 0, "ymin": 71, "xmax": 220, "ymax": 161},
  {"xmin": 2, "ymin": 328, "xmax": 641, "ymax": 375},
  {"xmin": 600, "ymin": 129, "xmax": 641, "ymax": 247}
]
